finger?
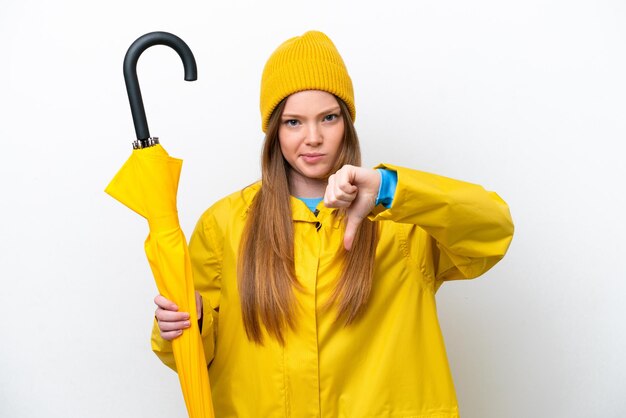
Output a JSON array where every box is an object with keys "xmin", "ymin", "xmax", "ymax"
[
  {"xmin": 333, "ymin": 187, "xmax": 357, "ymax": 204},
  {"xmin": 160, "ymin": 329, "xmax": 184, "ymax": 341},
  {"xmin": 343, "ymin": 212, "xmax": 365, "ymax": 251},
  {"xmin": 325, "ymin": 177, "xmax": 356, "ymax": 207},
  {"xmin": 155, "ymin": 308, "xmax": 190, "ymax": 323},
  {"xmin": 333, "ymin": 168, "xmax": 358, "ymax": 196},
  {"xmin": 343, "ymin": 224, "xmax": 357, "ymax": 251},
  {"xmin": 325, "ymin": 188, "xmax": 353, "ymax": 208},
  {"xmin": 336, "ymin": 177, "xmax": 358, "ymax": 196},
  {"xmin": 154, "ymin": 294, "xmax": 179, "ymax": 311},
  {"xmin": 195, "ymin": 292, "xmax": 203, "ymax": 320},
  {"xmin": 330, "ymin": 198, "xmax": 353, "ymax": 208},
  {"xmin": 158, "ymin": 319, "xmax": 191, "ymax": 332},
  {"xmin": 324, "ymin": 176, "xmax": 338, "ymax": 207}
]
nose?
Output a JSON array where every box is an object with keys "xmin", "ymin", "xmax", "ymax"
[{"xmin": 304, "ymin": 123, "xmax": 323, "ymax": 146}]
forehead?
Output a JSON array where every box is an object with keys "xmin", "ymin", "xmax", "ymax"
[{"xmin": 282, "ymin": 90, "xmax": 340, "ymax": 115}]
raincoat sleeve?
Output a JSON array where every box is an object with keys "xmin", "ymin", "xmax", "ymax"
[
  {"xmin": 151, "ymin": 209, "xmax": 222, "ymax": 371},
  {"xmin": 370, "ymin": 164, "xmax": 514, "ymax": 288}
]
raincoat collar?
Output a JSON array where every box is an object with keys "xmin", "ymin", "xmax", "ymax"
[
  {"xmin": 239, "ymin": 182, "xmax": 343, "ymax": 229},
  {"xmin": 290, "ymin": 196, "xmax": 344, "ymax": 229}
]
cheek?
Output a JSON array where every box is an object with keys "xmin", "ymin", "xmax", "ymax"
[
  {"xmin": 278, "ymin": 131, "xmax": 296, "ymax": 157},
  {"xmin": 331, "ymin": 124, "xmax": 345, "ymax": 150}
]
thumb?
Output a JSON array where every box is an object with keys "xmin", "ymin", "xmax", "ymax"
[{"xmin": 343, "ymin": 210, "xmax": 365, "ymax": 251}]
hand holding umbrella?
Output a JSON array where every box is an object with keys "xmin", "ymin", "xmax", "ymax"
[{"xmin": 105, "ymin": 31, "xmax": 214, "ymax": 418}]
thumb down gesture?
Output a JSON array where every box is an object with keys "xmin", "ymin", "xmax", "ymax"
[{"xmin": 324, "ymin": 165, "xmax": 381, "ymax": 251}]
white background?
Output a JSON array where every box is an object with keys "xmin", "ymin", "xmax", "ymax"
[{"xmin": 1, "ymin": 1, "xmax": 625, "ymax": 417}]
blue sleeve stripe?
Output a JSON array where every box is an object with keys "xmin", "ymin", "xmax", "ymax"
[{"xmin": 375, "ymin": 168, "xmax": 398, "ymax": 208}]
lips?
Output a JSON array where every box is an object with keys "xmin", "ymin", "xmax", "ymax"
[{"xmin": 301, "ymin": 153, "xmax": 325, "ymax": 163}]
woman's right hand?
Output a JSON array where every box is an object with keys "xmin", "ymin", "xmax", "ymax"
[{"xmin": 154, "ymin": 293, "xmax": 202, "ymax": 341}]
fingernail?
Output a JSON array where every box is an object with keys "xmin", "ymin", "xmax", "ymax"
[
  {"xmin": 171, "ymin": 304, "xmax": 179, "ymax": 311},
  {"xmin": 184, "ymin": 321, "xmax": 190, "ymax": 327}
]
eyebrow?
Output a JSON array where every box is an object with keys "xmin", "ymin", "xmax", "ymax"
[{"xmin": 281, "ymin": 106, "xmax": 341, "ymax": 119}]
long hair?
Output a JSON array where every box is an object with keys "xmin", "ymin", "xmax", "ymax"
[{"xmin": 238, "ymin": 97, "xmax": 378, "ymax": 344}]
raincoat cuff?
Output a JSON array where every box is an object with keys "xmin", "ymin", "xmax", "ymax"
[
  {"xmin": 370, "ymin": 164, "xmax": 400, "ymax": 218},
  {"xmin": 199, "ymin": 294, "xmax": 216, "ymax": 364},
  {"xmin": 375, "ymin": 168, "xmax": 397, "ymax": 208},
  {"xmin": 151, "ymin": 318, "xmax": 177, "ymax": 371}
]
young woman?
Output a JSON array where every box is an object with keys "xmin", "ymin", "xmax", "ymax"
[{"xmin": 152, "ymin": 30, "xmax": 514, "ymax": 417}]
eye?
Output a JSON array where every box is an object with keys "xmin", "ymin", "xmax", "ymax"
[
  {"xmin": 323, "ymin": 114, "xmax": 339, "ymax": 122},
  {"xmin": 284, "ymin": 119, "xmax": 300, "ymax": 127}
]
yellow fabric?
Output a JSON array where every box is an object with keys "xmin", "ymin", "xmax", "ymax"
[
  {"xmin": 151, "ymin": 164, "xmax": 514, "ymax": 418},
  {"xmin": 106, "ymin": 144, "xmax": 214, "ymax": 418},
  {"xmin": 260, "ymin": 30, "xmax": 356, "ymax": 132}
]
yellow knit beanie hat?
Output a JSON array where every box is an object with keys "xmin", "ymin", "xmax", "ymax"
[{"xmin": 260, "ymin": 30, "xmax": 356, "ymax": 133}]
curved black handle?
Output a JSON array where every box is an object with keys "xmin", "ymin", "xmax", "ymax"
[{"xmin": 123, "ymin": 31, "xmax": 197, "ymax": 141}]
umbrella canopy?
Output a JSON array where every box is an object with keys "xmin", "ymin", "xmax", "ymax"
[
  {"xmin": 105, "ymin": 32, "xmax": 214, "ymax": 418},
  {"xmin": 106, "ymin": 144, "xmax": 214, "ymax": 418}
]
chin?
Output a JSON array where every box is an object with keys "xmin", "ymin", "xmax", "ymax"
[
  {"xmin": 291, "ymin": 164, "xmax": 334, "ymax": 183},
  {"xmin": 304, "ymin": 170, "xmax": 331, "ymax": 180}
]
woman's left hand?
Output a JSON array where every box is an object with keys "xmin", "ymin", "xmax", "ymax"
[{"xmin": 324, "ymin": 165, "xmax": 381, "ymax": 251}]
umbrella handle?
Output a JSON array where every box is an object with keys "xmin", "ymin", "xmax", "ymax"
[{"xmin": 123, "ymin": 31, "xmax": 197, "ymax": 142}]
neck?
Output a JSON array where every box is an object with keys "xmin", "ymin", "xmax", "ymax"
[{"xmin": 288, "ymin": 171, "xmax": 326, "ymax": 198}]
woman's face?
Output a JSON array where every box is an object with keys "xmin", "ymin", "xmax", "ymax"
[{"xmin": 278, "ymin": 90, "xmax": 345, "ymax": 194}]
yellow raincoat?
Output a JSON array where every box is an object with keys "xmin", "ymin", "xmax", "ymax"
[{"xmin": 152, "ymin": 164, "xmax": 514, "ymax": 418}]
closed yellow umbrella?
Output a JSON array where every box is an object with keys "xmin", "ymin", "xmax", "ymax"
[{"xmin": 105, "ymin": 32, "xmax": 214, "ymax": 418}]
